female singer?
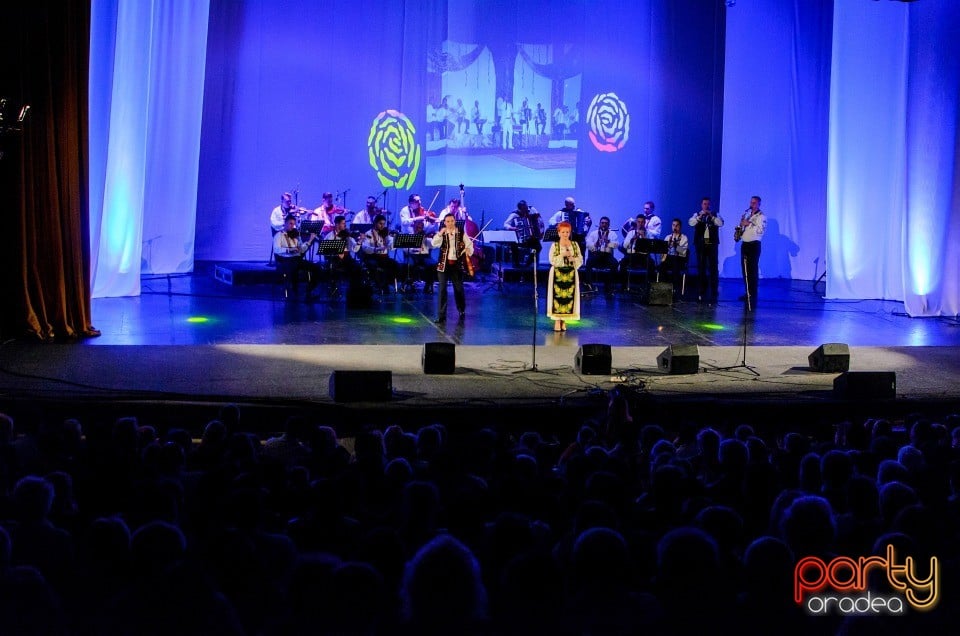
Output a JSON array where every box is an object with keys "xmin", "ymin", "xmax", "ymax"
[{"xmin": 547, "ymin": 221, "xmax": 583, "ymax": 332}]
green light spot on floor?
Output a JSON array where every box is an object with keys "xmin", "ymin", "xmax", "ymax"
[
  {"xmin": 187, "ymin": 316, "xmax": 211, "ymax": 324},
  {"xmin": 699, "ymin": 322, "xmax": 724, "ymax": 331}
]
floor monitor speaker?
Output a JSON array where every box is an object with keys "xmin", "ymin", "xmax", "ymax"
[
  {"xmin": 833, "ymin": 371, "xmax": 896, "ymax": 400},
  {"xmin": 422, "ymin": 342, "xmax": 456, "ymax": 374},
  {"xmin": 809, "ymin": 343, "xmax": 850, "ymax": 373},
  {"xmin": 657, "ymin": 344, "xmax": 700, "ymax": 375},
  {"xmin": 329, "ymin": 370, "xmax": 392, "ymax": 402},
  {"xmin": 575, "ymin": 344, "xmax": 612, "ymax": 375}
]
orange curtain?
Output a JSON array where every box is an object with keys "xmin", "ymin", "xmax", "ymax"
[{"xmin": 1, "ymin": 1, "xmax": 98, "ymax": 341}]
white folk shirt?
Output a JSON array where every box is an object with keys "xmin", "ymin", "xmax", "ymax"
[
  {"xmin": 585, "ymin": 227, "xmax": 619, "ymax": 254},
  {"xmin": 740, "ymin": 210, "xmax": 766, "ymax": 243}
]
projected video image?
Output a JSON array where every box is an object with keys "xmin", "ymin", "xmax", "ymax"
[{"xmin": 425, "ymin": 40, "xmax": 582, "ymax": 189}]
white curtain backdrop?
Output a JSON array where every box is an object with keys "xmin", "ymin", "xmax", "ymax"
[
  {"xmin": 89, "ymin": 0, "xmax": 209, "ymax": 297},
  {"xmin": 827, "ymin": 0, "xmax": 960, "ymax": 316},
  {"xmin": 721, "ymin": 0, "xmax": 833, "ymax": 283}
]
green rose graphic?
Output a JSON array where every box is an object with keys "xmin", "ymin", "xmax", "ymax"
[{"xmin": 368, "ymin": 110, "xmax": 421, "ymax": 189}]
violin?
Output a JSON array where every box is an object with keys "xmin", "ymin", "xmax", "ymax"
[{"xmin": 459, "ymin": 183, "xmax": 483, "ymax": 276}]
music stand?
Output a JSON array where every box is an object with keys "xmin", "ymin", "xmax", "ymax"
[
  {"xmin": 393, "ymin": 232, "xmax": 424, "ymax": 249},
  {"xmin": 299, "ymin": 221, "xmax": 325, "ymax": 261},
  {"xmin": 317, "ymin": 239, "xmax": 346, "ymax": 256},
  {"xmin": 634, "ymin": 238, "xmax": 669, "ymax": 255},
  {"xmin": 542, "ymin": 227, "xmax": 559, "ymax": 242},
  {"xmin": 393, "ymin": 233, "xmax": 426, "ymax": 291},
  {"xmin": 481, "ymin": 230, "xmax": 519, "ymax": 291},
  {"xmin": 350, "ymin": 223, "xmax": 373, "ymax": 236}
]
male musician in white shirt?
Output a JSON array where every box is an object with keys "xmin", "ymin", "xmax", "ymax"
[
  {"xmin": 550, "ymin": 196, "xmax": 591, "ymax": 256},
  {"xmin": 321, "ymin": 215, "xmax": 362, "ymax": 287},
  {"xmin": 737, "ymin": 196, "xmax": 766, "ymax": 310},
  {"xmin": 659, "ymin": 218, "xmax": 690, "ymax": 301},
  {"xmin": 503, "ymin": 200, "xmax": 544, "ymax": 267},
  {"xmin": 584, "ymin": 216, "xmax": 620, "ymax": 296},
  {"xmin": 619, "ymin": 215, "xmax": 655, "ymax": 287},
  {"xmin": 501, "ymin": 99, "xmax": 515, "ymax": 149},
  {"xmin": 361, "ymin": 213, "xmax": 399, "ymax": 292},
  {"xmin": 688, "ymin": 196, "xmax": 724, "ymax": 304},
  {"xmin": 431, "ymin": 214, "xmax": 474, "ymax": 323},
  {"xmin": 399, "ymin": 193, "xmax": 438, "ymax": 234},
  {"xmin": 351, "ymin": 196, "xmax": 381, "ymax": 227},
  {"xmin": 312, "ymin": 192, "xmax": 339, "ymax": 234},
  {"xmin": 403, "ymin": 218, "xmax": 436, "ymax": 293},
  {"xmin": 273, "ymin": 214, "xmax": 321, "ymax": 299},
  {"xmin": 620, "ymin": 200, "xmax": 662, "ymax": 239},
  {"xmin": 437, "ymin": 197, "xmax": 472, "ymax": 222},
  {"xmin": 269, "ymin": 192, "xmax": 297, "ymax": 266}
]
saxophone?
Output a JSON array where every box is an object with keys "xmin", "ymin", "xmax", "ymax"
[{"xmin": 734, "ymin": 210, "xmax": 748, "ymax": 242}]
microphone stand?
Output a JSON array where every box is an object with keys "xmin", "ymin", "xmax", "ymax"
[
  {"xmin": 712, "ymin": 252, "xmax": 758, "ymax": 376},
  {"xmin": 514, "ymin": 249, "xmax": 542, "ymax": 373}
]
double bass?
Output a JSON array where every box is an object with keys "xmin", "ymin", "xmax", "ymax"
[{"xmin": 458, "ymin": 183, "xmax": 484, "ymax": 276}]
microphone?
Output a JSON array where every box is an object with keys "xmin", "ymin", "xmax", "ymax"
[{"xmin": 18, "ymin": 105, "xmax": 30, "ymax": 122}]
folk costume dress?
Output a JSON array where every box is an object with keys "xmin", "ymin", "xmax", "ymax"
[{"xmin": 547, "ymin": 241, "xmax": 583, "ymax": 321}]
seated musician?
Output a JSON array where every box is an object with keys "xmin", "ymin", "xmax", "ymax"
[
  {"xmin": 619, "ymin": 215, "xmax": 656, "ymax": 288},
  {"xmin": 503, "ymin": 200, "xmax": 544, "ymax": 267},
  {"xmin": 584, "ymin": 216, "xmax": 620, "ymax": 295},
  {"xmin": 659, "ymin": 218, "xmax": 689, "ymax": 300},
  {"xmin": 322, "ymin": 215, "xmax": 363, "ymax": 284},
  {"xmin": 312, "ymin": 191, "xmax": 340, "ymax": 234},
  {"xmin": 268, "ymin": 192, "xmax": 296, "ymax": 266},
  {"xmin": 361, "ymin": 213, "xmax": 400, "ymax": 291},
  {"xmin": 351, "ymin": 196, "xmax": 381, "ymax": 227},
  {"xmin": 404, "ymin": 218, "xmax": 436, "ymax": 293},
  {"xmin": 550, "ymin": 197, "xmax": 591, "ymax": 260},
  {"xmin": 273, "ymin": 214, "xmax": 321, "ymax": 299},
  {"xmin": 399, "ymin": 193, "xmax": 438, "ymax": 234},
  {"xmin": 437, "ymin": 197, "xmax": 472, "ymax": 222}
]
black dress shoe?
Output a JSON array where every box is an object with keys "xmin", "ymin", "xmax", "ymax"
[{"xmin": 435, "ymin": 316, "xmax": 446, "ymax": 324}]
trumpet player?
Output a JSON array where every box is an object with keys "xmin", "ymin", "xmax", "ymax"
[
  {"xmin": 659, "ymin": 218, "xmax": 689, "ymax": 301},
  {"xmin": 584, "ymin": 216, "xmax": 619, "ymax": 296},
  {"xmin": 689, "ymin": 196, "xmax": 724, "ymax": 304},
  {"xmin": 738, "ymin": 196, "xmax": 766, "ymax": 310}
]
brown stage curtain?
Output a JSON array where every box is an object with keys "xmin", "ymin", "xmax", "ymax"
[{"xmin": 1, "ymin": 1, "xmax": 99, "ymax": 342}]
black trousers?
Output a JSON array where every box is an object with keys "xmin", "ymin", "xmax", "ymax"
[
  {"xmin": 437, "ymin": 261, "xmax": 466, "ymax": 315},
  {"xmin": 276, "ymin": 255, "xmax": 320, "ymax": 296},
  {"xmin": 585, "ymin": 251, "xmax": 618, "ymax": 291},
  {"xmin": 659, "ymin": 255, "xmax": 686, "ymax": 297},
  {"xmin": 695, "ymin": 242, "xmax": 719, "ymax": 301},
  {"xmin": 741, "ymin": 240, "xmax": 761, "ymax": 306}
]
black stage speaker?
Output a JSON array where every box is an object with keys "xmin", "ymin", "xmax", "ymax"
[
  {"xmin": 423, "ymin": 342, "xmax": 455, "ymax": 374},
  {"xmin": 329, "ymin": 370, "xmax": 392, "ymax": 402},
  {"xmin": 642, "ymin": 281, "xmax": 673, "ymax": 306},
  {"xmin": 575, "ymin": 344, "xmax": 612, "ymax": 375},
  {"xmin": 809, "ymin": 343, "xmax": 850, "ymax": 373},
  {"xmin": 833, "ymin": 371, "xmax": 896, "ymax": 400},
  {"xmin": 657, "ymin": 344, "xmax": 700, "ymax": 375}
]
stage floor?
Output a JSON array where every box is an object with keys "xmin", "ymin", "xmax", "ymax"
[{"xmin": 2, "ymin": 262, "xmax": 959, "ymax": 432}]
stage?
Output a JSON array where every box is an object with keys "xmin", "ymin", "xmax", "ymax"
[{"xmin": 2, "ymin": 262, "xmax": 959, "ymax": 433}]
